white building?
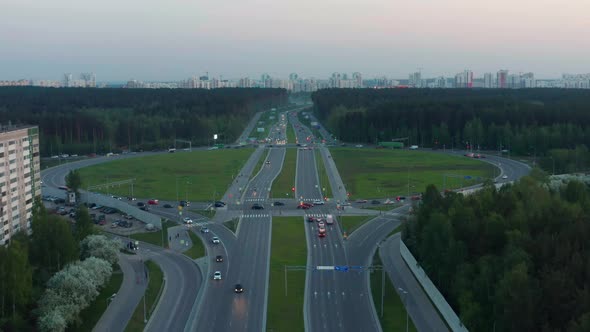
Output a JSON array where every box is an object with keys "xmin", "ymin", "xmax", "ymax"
[{"xmin": 0, "ymin": 125, "xmax": 40, "ymax": 245}]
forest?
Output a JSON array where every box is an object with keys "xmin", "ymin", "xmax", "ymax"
[
  {"xmin": 312, "ymin": 89, "xmax": 590, "ymax": 173},
  {"xmin": 0, "ymin": 87, "xmax": 287, "ymax": 156},
  {"xmin": 402, "ymin": 174, "xmax": 590, "ymax": 332}
]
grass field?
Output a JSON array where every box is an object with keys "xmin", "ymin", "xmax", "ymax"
[
  {"xmin": 340, "ymin": 215, "xmax": 373, "ymax": 235},
  {"xmin": 78, "ymin": 149, "xmax": 253, "ymax": 201},
  {"xmin": 253, "ymin": 149, "xmax": 269, "ymax": 179},
  {"xmin": 271, "ymin": 148, "xmax": 297, "ymax": 199},
  {"xmin": 69, "ymin": 267, "xmax": 123, "ymax": 332},
  {"xmin": 267, "ymin": 217, "xmax": 307, "ymax": 332},
  {"xmin": 287, "ymin": 121, "xmax": 296, "ymax": 144},
  {"xmin": 315, "ymin": 149, "xmax": 333, "ymax": 198},
  {"xmin": 223, "ymin": 218, "xmax": 240, "ymax": 233},
  {"xmin": 331, "ymin": 148, "xmax": 496, "ymax": 199},
  {"xmin": 125, "ymin": 261, "xmax": 164, "ymax": 332},
  {"xmin": 184, "ymin": 231, "xmax": 206, "ymax": 259},
  {"xmin": 130, "ymin": 220, "xmax": 175, "ymax": 248},
  {"xmin": 371, "ymin": 253, "xmax": 417, "ymax": 332}
]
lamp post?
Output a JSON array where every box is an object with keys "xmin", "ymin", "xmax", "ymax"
[{"xmin": 398, "ymin": 287, "xmax": 409, "ymax": 332}]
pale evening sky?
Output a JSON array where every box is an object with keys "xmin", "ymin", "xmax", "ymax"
[{"xmin": 1, "ymin": 0, "xmax": 589, "ymax": 81}]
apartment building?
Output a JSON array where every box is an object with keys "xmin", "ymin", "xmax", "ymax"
[{"xmin": 0, "ymin": 125, "xmax": 40, "ymax": 245}]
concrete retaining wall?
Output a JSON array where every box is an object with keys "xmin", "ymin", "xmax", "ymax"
[
  {"xmin": 80, "ymin": 192, "xmax": 162, "ymax": 228},
  {"xmin": 400, "ymin": 240, "xmax": 468, "ymax": 332}
]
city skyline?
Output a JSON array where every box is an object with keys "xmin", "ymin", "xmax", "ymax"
[{"xmin": 2, "ymin": 0, "xmax": 590, "ymax": 81}]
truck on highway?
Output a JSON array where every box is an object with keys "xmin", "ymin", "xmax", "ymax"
[
  {"xmin": 410, "ymin": 145, "xmax": 419, "ymax": 150},
  {"xmin": 326, "ymin": 214, "xmax": 334, "ymax": 225}
]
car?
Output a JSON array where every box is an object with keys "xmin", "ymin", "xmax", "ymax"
[
  {"xmin": 411, "ymin": 195, "xmax": 422, "ymax": 201},
  {"xmin": 179, "ymin": 200, "xmax": 190, "ymax": 207},
  {"xmin": 251, "ymin": 204, "xmax": 264, "ymax": 210},
  {"xmin": 215, "ymin": 201, "xmax": 226, "ymax": 206},
  {"xmin": 318, "ymin": 221, "xmax": 325, "ymax": 228},
  {"xmin": 127, "ymin": 241, "xmax": 138, "ymax": 250},
  {"xmin": 163, "ymin": 203, "xmax": 173, "ymax": 208},
  {"xmin": 213, "ymin": 271, "xmax": 222, "ymax": 280},
  {"xmin": 148, "ymin": 199, "xmax": 159, "ymax": 205},
  {"xmin": 307, "ymin": 216, "xmax": 317, "ymax": 222},
  {"xmin": 312, "ymin": 199, "xmax": 325, "ymax": 205},
  {"xmin": 183, "ymin": 217, "xmax": 193, "ymax": 224},
  {"xmin": 273, "ymin": 201, "xmax": 285, "ymax": 206},
  {"xmin": 216, "ymin": 255, "xmax": 224, "ymax": 262},
  {"xmin": 140, "ymin": 206, "xmax": 149, "ymax": 211},
  {"xmin": 211, "ymin": 237, "xmax": 220, "ymax": 244},
  {"xmin": 265, "ymin": 160, "xmax": 271, "ymax": 164},
  {"xmin": 396, "ymin": 196, "xmax": 406, "ymax": 201},
  {"xmin": 356, "ymin": 199, "xmax": 368, "ymax": 203},
  {"xmin": 355, "ymin": 144, "xmax": 364, "ymax": 148},
  {"xmin": 127, "ymin": 196, "xmax": 137, "ymax": 201},
  {"xmin": 124, "ymin": 214, "xmax": 134, "ymax": 220},
  {"xmin": 234, "ymin": 283, "xmax": 244, "ymax": 293},
  {"xmin": 214, "ymin": 202, "xmax": 225, "ymax": 208},
  {"xmin": 297, "ymin": 204, "xmax": 310, "ymax": 210},
  {"xmin": 502, "ymin": 175, "xmax": 508, "ymax": 179},
  {"xmin": 200, "ymin": 227, "xmax": 210, "ymax": 233},
  {"xmin": 110, "ymin": 222, "xmax": 118, "ymax": 228},
  {"xmin": 136, "ymin": 202, "xmax": 145, "ymax": 207},
  {"xmin": 371, "ymin": 200, "xmax": 381, "ymax": 205},
  {"xmin": 318, "ymin": 232, "xmax": 326, "ymax": 238}
]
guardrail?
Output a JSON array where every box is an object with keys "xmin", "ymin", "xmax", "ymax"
[{"xmin": 400, "ymin": 240, "xmax": 468, "ymax": 332}]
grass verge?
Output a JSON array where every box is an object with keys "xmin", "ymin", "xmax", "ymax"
[
  {"xmin": 130, "ymin": 220, "xmax": 174, "ymax": 248},
  {"xmin": 125, "ymin": 261, "xmax": 165, "ymax": 332},
  {"xmin": 340, "ymin": 215, "xmax": 373, "ymax": 235},
  {"xmin": 267, "ymin": 217, "xmax": 306, "ymax": 331},
  {"xmin": 223, "ymin": 218, "xmax": 240, "ymax": 233},
  {"xmin": 331, "ymin": 148, "xmax": 496, "ymax": 200},
  {"xmin": 371, "ymin": 253, "xmax": 418, "ymax": 332},
  {"xmin": 68, "ymin": 266, "xmax": 123, "ymax": 332},
  {"xmin": 252, "ymin": 149, "xmax": 269, "ymax": 179},
  {"xmin": 315, "ymin": 149, "xmax": 333, "ymax": 198},
  {"xmin": 190, "ymin": 209, "xmax": 216, "ymax": 219},
  {"xmin": 271, "ymin": 148, "xmax": 297, "ymax": 199},
  {"xmin": 184, "ymin": 231, "xmax": 206, "ymax": 259},
  {"xmin": 287, "ymin": 120, "xmax": 296, "ymax": 144},
  {"xmin": 78, "ymin": 149, "xmax": 253, "ymax": 201}
]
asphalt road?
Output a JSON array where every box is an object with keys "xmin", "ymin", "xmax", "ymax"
[{"xmin": 192, "ymin": 133, "xmax": 286, "ymax": 331}]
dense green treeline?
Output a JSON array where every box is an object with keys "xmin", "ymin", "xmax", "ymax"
[
  {"xmin": 312, "ymin": 88, "xmax": 590, "ymax": 154},
  {"xmin": 403, "ymin": 176, "xmax": 590, "ymax": 331},
  {"xmin": 0, "ymin": 87, "xmax": 287, "ymax": 156}
]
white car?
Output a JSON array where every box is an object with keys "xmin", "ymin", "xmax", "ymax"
[
  {"xmin": 200, "ymin": 227, "xmax": 210, "ymax": 233},
  {"xmin": 183, "ymin": 217, "xmax": 193, "ymax": 224},
  {"xmin": 213, "ymin": 271, "xmax": 222, "ymax": 280},
  {"xmin": 211, "ymin": 237, "xmax": 220, "ymax": 244},
  {"xmin": 312, "ymin": 199, "xmax": 325, "ymax": 205},
  {"xmin": 502, "ymin": 175, "xmax": 508, "ymax": 179},
  {"xmin": 318, "ymin": 221, "xmax": 325, "ymax": 228}
]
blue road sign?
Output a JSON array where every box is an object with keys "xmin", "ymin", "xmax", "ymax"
[{"xmin": 334, "ymin": 265, "xmax": 349, "ymax": 272}]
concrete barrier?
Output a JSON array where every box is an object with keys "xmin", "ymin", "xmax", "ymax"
[
  {"xmin": 400, "ymin": 240, "xmax": 468, "ymax": 332},
  {"xmin": 80, "ymin": 192, "xmax": 162, "ymax": 228}
]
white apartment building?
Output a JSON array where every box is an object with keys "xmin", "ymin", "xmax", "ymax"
[{"xmin": 0, "ymin": 125, "xmax": 40, "ymax": 245}]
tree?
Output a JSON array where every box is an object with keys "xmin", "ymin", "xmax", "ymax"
[
  {"xmin": 65, "ymin": 170, "xmax": 81, "ymax": 194},
  {"xmin": 74, "ymin": 206, "xmax": 95, "ymax": 242},
  {"xmin": 80, "ymin": 235, "xmax": 120, "ymax": 266}
]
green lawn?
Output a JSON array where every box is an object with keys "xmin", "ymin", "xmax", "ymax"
[
  {"xmin": 190, "ymin": 209, "xmax": 216, "ymax": 219},
  {"xmin": 125, "ymin": 261, "xmax": 164, "ymax": 332},
  {"xmin": 68, "ymin": 267, "xmax": 123, "ymax": 332},
  {"xmin": 287, "ymin": 120, "xmax": 296, "ymax": 144},
  {"xmin": 315, "ymin": 149, "xmax": 333, "ymax": 198},
  {"xmin": 271, "ymin": 148, "xmax": 297, "ymax": 199},
  {"xmin": 340, "ymin": 215, "xmax": 373, "ymax": 235},
  {"xmin": 78, "ymin": 149, "xmax": 253, "ymax": 201},
  {"xmin": 184, "ymin": 231, "xmax": 206, "ymax": 259},
  {"xmin": 253, "ymin": 149, "xmax": 269, "ymax": 178},
  {"xmin": 223, "ymin": 218, "xmax": 240, "ymax": 233},
  {"xmin": 130, "ymin": 220, "xmax": 175, "ymax": 248},
  {"xmin": 371, "ymin": 253, "xmax": 417, "ymax": 332},
  {"xmin": 331, "ymin": 148, "xmax": 496, "ymax": 199},
  {"xmin": 267, "ymin": 217, "xmax": 306, "ymax": 331}
]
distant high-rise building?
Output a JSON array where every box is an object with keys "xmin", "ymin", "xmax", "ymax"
[
  {"xmin": 0, "ymin": 125, "xmax": 40, "ymax": 245},
  {"xmin": 409, "ymin": 72, "xmax": 422, "ymax": 87},
  {"xmin": 352, "ymin": 72, "xmax": 363, "ymax": 88},
  {"xmin": 63, "ymin": 73, "xmax": 73, "ymax": 87},
  {"xmin": 497, "ymin": 70, "xmax": 509, "ymax": 88},
  {"xmin": 289, "ymin": 73, "xmax": 298, "ymax": 81},
  {"xmin": 80, "ymin": 73, "xmax": 96, "ymax": 88},
  {"xmin": 483, "ymin": 73, "xmax": 494, "ymax": 88},
  {"xmin": 454, "ymin": 70, "xmax": 473, "ymax": 88},
  {"xmin": 521, "ymin": 72, "xmax": 535, "ymax": 88}
]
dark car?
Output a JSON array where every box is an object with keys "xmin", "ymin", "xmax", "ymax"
[
  {"xmin": 179, "ymin": 200, "xmax": 190, "ymax": 207},
  {"xmin": 371, "ymin": 200, "xmax": 381, "ymax": 205},
  {"xmin": 140, "ymin": 206, "xmax": 149, "ymax": 211},
  {"xmin": 251, "ymin": 204, "xmax": 264, "ymax": 210},
  {"xmin": 216, "ymin": 255, "xmax": 224, "ymax": 262},
  {"xmin": 215, "ymin": 201, "xmax": 226, "ymax": 206},
  {"xmin": 214, "ymin": 202, "xmax": 225, "ymax": 208},
  {"xmin": 127, "ymin": 241, "xmax": 138, "ymax": 250},
  {"xmin": 273, "ymin": 201, "xmax": 285, "ymax": 206},
  {"xmin": 137, "ymin": 202, "xmax": 145, "ymax": 207},
  {"xmin": 234, "ymin": 284, "xmax": 244, "ymax": 293},
  {"xmin": 163, "ymin": 203, "xmax": 173, "ymax": 208}
]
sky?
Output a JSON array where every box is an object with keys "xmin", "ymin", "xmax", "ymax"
[{"xmin": 1, "ymin": 0, "xmax": 589, "ymax": 81}]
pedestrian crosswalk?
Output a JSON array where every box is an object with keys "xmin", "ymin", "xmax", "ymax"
[
  {"xmin": 305, "ymin": 213, "xmax": 329, "ymax": 218},
  {"xmin": 244, "ymin": 198, "xmax": 266, "ymax": 202},
  {"xmin": 242, "ymin": 214, "xmax": 270, "ymax": 218}
]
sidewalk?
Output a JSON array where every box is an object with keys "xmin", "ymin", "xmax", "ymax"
[{"xmin": 167, "ymin": 225, "xmax": 193, "ymax": 253}]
